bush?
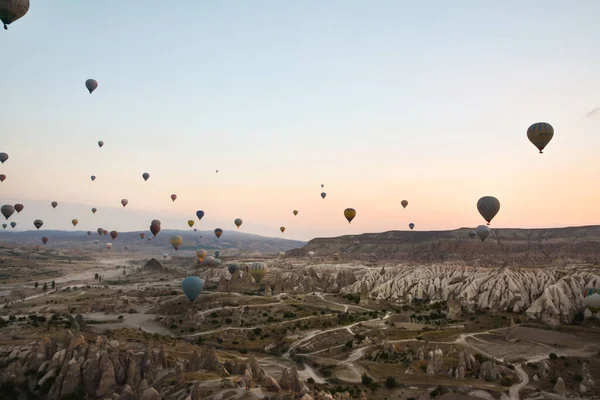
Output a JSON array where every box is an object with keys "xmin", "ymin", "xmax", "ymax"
[
  {"xmin": 307, "ymin": 378, "xmax": 315, "ymax": 384},
  {"xmin": 239, "ymin": 348, "xmax": 248, "ymax": 354},
  {"xmin": 384, "ymin": 376, "xmax": 398, "ymax": 388},
  {"xmin": 225, "ymin": 318, "xmax": 232, "ymax": 324},
  {"xmin": 361, "ymin": 374, "xmax": 373, "ymax": 385},
  {"xmin": 549, "ymin": 353, "xmax": 558, "ymax": 360},
  {"xmin": 345, "ymin": 340, "xmax": 353, "ymax": 349}
]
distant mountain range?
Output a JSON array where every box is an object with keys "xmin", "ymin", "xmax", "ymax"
[
  {"xmin": 288, "ymin": 225, "xmax": 600, "ymax": 267},
  {"xmin": 0, "ymin": 229, "xmax": 306, "ymax": 255}
]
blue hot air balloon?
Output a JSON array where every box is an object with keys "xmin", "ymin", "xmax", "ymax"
[
  {"xmin": 228, "ymin": 263, "xmax": 240, "ymax": 275},
  {"xmin": 182, "ymin": 276, "xmax": 204, "ymax": 302},
  {"xmin": 409, "ymin": 223, "xmax": 415, "ymax": 230},
  {"xmin": 196, "ymin": 210, "xmax": 205, "ymax": 221},
  {"xmin": 215, "ymin": 250, "xmax": 221, "ymax": 258}
]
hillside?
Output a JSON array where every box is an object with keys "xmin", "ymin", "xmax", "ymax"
[
  {"xmin": 0, "ymin": 229, "xmax": 305, "ymax": 255},
  {"xmin": 288, "ymin": 225, "xmax": 600, "ymax": 266}
]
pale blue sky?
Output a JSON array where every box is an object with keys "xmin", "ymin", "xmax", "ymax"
[{"xmin": 1, "ymin": 1, "xmax": 599, "ymax": 241}]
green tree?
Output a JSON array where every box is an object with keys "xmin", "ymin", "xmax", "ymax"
[
  {"xmin": 34, "ymin": 282, "xmax": 39, "ymax": 289},
  {"xmin": 51, "ymin": 280, "xmax": 55, "ymax": 289}
]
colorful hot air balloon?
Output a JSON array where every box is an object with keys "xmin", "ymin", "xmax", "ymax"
[
  {"xmin": 196, "ymin": 210, "xmax": 205, "ymax": 221},
  {"xmin": 401, "ymin": 200, "xmax": 408, "ymax": 209},
  {"xmin": 142, "ymin": 172, "xmax": 150, "ymax": 181},
  {"xmin": 140, "ymin": 233, "xmax": 145, "ymax": 239},
  {"xmin": 234, "ymin": 218, "xmax": 243, "ymax": 229},
  {"xmin": 91, "ymin": 207, "xmax": 97, "ymax": 214},
  {"xmin": 527, "ymin": 122, "xmax": 554, "ymax": 154},
  {"xmin": 477, "ymin": 196, "xmax": 500, "ymax": 225},
  {"xmin": 97, "ymin": 228, "xmax": 103, "ymax": 236},
  {"xmin": 321, "ymin": 192, "xmax": 326, "ymax": 199},
  {"xmin": 280, "ymin": 226, "xmax": 286, "ymax": 233},
  {"xmin": 34, "ymin": 219, "xmax": 43, "ymax": 229},
  {"xmin": 344, "ymin": 208, "xmax": 356, "ymax": 223},
  {"xmin": 0, "ymin": 0, "xmax": 29, "ymax": 30},
  {"xmin": 476, "ymin": 225, "xmax": 491, "ymax": 242},
  {"xmin": 41, "ymin": 237, "xmax": 48, "ymax": 245},
  {"xmin": 150, "ymin": 221, "xmax": 161, "ymax": 237},
  {"xmin": 85, "ymin": 79, "xmax": 98, "ymax": 94},
  {"xmin": 182, "ymin": 276, "xmax": 204, "ymax": 302},
  {"xmin": 0, "ymin": 174, "xmax": 5, "ymax": 182},
  {"xmin": 170, "ymin": 235, "xmax": 183, "ymax": 250},
  {"xmin": 196, "ymin": 249, "xmax": 207, "ymax": 262},
  {"xmin": 14, "ymin": 204, "xmax": 23, "ymax": 213},
  {"xmin": 1, "ymin": 224, "xmax": 6, "ymax": 229},
  {"xmin": 10, "ymin": 222, "xmax": 16, "ymax": 228},
  {"xmin": 583, "ymin": 288, "xmax": 600, "ymax": 313},
  {"xmin": 91, "ymin": 175, "xmax": 96, "ymax": 182},
  {"xmin": 98, "ymin": 141, "xmax": 104, "ymax": 148},
  {"xmin": 121, "ymin": 199, "xmax": 128, "ymax": 207},
  {"xmin": 187, "ymin": 220, "xmax": 194, "ymax": 228},
  {"xmin": 1, "ymin": 205, "xmax": 15, "ymax": 220},
  {"xmin": 214, "ymin": 228, "xmax": 223, "ymax": 238},
  {"xmin": 110, "ymin": 230, "xmax": 118, "ymax": 240},
  {"xmin": 228, "ymin": 263, "xmax": 240, "ymax": 275},
  {"xmin": 409, "ymin": 223, "xmax": 415, "ymax": 230},
  {"xmin": 51, "ymin": 201, "xmax": 58, "ymax": 209},
  {"xmin": 171, "ymin": 194, "xmax": 177, "ymax": 202},
  {"xmin": 106, "ymin": 243, "xmax": 112, "ymax": 250},
  {"xmin": 293, "ymin": 210, "xmax": 298, "ymax": 216},
  {"xmin": 249, "ymin": 262, "xmax": 268, "ymax": 283},
  {"xmin": 71, "ymin": 219, "xmax": 78, "ymax": 227}
]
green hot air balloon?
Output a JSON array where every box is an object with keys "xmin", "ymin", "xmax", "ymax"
[
  {"xmin": 249, "ymin": 262, "xmax": 268, "ymax": 283},
  {"xmin": 182, "ymin": 276, "xmax": 204, "ymax": 302}
]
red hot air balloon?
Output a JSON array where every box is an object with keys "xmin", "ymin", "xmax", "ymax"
[
  {"xmin": 14, "ymin": 204, "xmax": 24, "ymax": 213},
  {"xmin": 0, "ymin": 174, "xmax": 5, "ymax": 182},
  {"xmin": 140, "ymin": 233, "xmax": 145, "ymax": 239},
  {"xmin": 103, "ymin": 230, "xmax": 108, "ymax": 236},
  {"xmin": 110, "ymin": 230, "xmax": 118, "ymax": 240},
  {"xmin": 171, "ymin": 194, "xmax": 177, "ymax": 202},
  {"xmin": 121, "ymin": 199, "xmax": 128, "ymax": 207},
  {"xmin": 150, "ymin": 221, "xmax": 161, "ymax": 237},
  {"xmin": 41, "ymin": 237, "xmax": 48, "ymax": 245}
]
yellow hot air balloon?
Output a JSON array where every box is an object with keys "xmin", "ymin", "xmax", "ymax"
[
  {"xmin": 196, "ymin": 249, "xmax": 207, "ymax": 262},
  {"xmin": 170, "ymin": 235, "xmax": 183, "ymax": 250},
  {"xmin": 249, "ymin": 262, "xmax": 268, "ymax": 282},
  {"xmin": 344, "ymin": 208, "xmax": 356, "ymax": 223},
  {"xmin": 527, "ymin": 122, "xmax": 554, "ymax": 154},
  {"xmin": 71, "ymin": 219, "xmax": 79, "ymax": 227},
  {"xmin": 187, "ymin": 220, "xmax": 194, "ymax": 228},
  {"xmin": 280, "ymin": 226, "xmax": 286, "ymax": 233},
  {"xmin": 293, "ymin": 210, "xmax": 298, "ymax": 216}
]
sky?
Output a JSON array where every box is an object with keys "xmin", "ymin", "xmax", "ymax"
[{"xmin": 1, "ymin": 0, "xmax": 600, "ymax": 241}]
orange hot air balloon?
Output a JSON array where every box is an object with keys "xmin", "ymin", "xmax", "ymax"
[
  {"xmin": 196, "ymin": 249, "xmax": 207, "ymax": 262},
  {"xmin": 280, "ymin": 226, "xmax": 286, "ymax": 233},
  {"xmin": 171, "ymin": 194, "xmax": 177, "ymax": 202}
]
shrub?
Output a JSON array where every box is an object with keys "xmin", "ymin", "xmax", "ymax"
[
  {"xmin": 361, "ymin": 374, "xmax": 373, "ymax": 385},
  {"xmin": 549, "ymin": 353, "xmax": 558, "ymax": 360},
  {"xmin": 384, "ymin": 377, "xmax": 398, "ymax": 388}
]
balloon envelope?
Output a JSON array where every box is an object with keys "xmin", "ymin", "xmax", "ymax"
[
  {"xmin": 477, "ymin": 196, "xmax": 500, "ymax": 225},
  {"xmin": 0, "ymin": 174, "xmax": 5, "ymax": 182},
  {"xmin": 527, "ymin": 122, "xmax": 554, "ymax": 154},
  {"xmin": 92, "ymin": 208, "xmax": 97, "ymax": 214},
  {"xmin": 85, "ymin": 79, "xmax": 98, "ymax": 94},
  {"xmin": 0, "ymin": 153, "xmax": 7, "ymax": 163},
  {"xmin": 110, "ymin": 230, "xmax": 118, "ymax": 240},
  {"xmin": 150, "ymin": 222, "xmax": 161, "ymax": 237},
  {"xmin": 582, "ymin": 288, "xmax": 600, "ymax": 313},
  {"xmin": 234, "ymin": 218, "xmax": 243, "ymax": 228},
  {"xmin": 170, "ymin": 235, "xmax": 183, "ymax": 250},
  {"xmin": 196, "ymin": 210, "xmax": 205, "ymax": 221},
  {"xmin": 468, "ymin": 230, "xmax": 476, "ymax": 238},
  {"xmin": 51, "ymin": 201, "xmax": 58, "ymax": 209},
  {"xmin": 97, "ymin": 228, "xmax": 103, "ymax": 236},
  {"xmin": 293, "ymin": 210, "xmax": 298, "ymax": 216},
  {"xmin": 1, "ymin": 224, "xmax": 5, "ymax": 229},
  {"xmin": 476, "ymin": 225, "xmax": 491, "ymax": 242},
  {"xmin": 401, "ymin": 200, "xmax": 408, "ymax": 209},
  {"xmin": 97, "ymin": 141, "xmax": 104, "ymax": 148},
  {"xmin": 214, "ymin": 228, "xmax": 223, "ymax": 238},
  {"xmin": 41, "ymin": 237, "xmax": 48, "ymax": 245},
  {"xmin": 308, "ymin": 251, "xmax": 315, "ymax": 258},
  {"xmin": 182, "ymin": 276, "xmax": 204, "ymax": 302},
  {"xmin": 187, "ymin": 220, "xmax": 194, "ymax": 228},
  {"xmin": 14, "ymin": 204, "xmax": 23, "ymax": 213},
  {"xmin": 215, "ymin": 250, "xmax": 221, "ymax": 258},
  {"xmin": 344, "ymin": 208, "xmax": 356, "ymax": 223},
  {"xmin": 1, "ymin": 205, "xmax": 15, "ymax": 220},
  {"xmin": 91, "ymin": 175, "xmax": 96, "ymax": 181},
  {"xmin": 171, "ymin": 194, "xmax": 177, "ymax": 202},
  {"xmin": 121, "ymin": 199, "xmax": 128, "ymax": 207},
  {"xmin": 196, "ymin": 249, "xmax": 207, "ymax": 262},
  {"xmin": 280, "ymin": 226, "xmax": 286, "ymax": 233},
  {"xmin": 106, "ymin": 243, "xmax": 112, "ymax": 249},
  {"xmin": 249, "ymin": 262, "xmax": 268, "ymax": 282},
  {"xmin": 321, "ymin": 192, "xmax": 326, "ymax": 199},
  {"xmin": 142, "ymin": 172, "xmax": 150, "ymax": 181},
  {"xmin": 34, "ymin": 219, "xmax": 43, "ymax": 229},
  {"xmin": 228, "ymin": 263, "xmax": 240, "ymax": 275},
  {"xmin": 10, "ymin": 222, "xmax": 16, "ymax": 228},
  {"xmin": 71, "ymin": 219, "xmax": 78, "ymax": 227},
  {"xmin": 409, "ymin": 223, "xmax": 415, "ymax": 230}
]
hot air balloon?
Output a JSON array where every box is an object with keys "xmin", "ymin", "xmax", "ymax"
[
  {"xmin": 0, "ymin": 153, "xmax": 7, "ymax": 163},
  {"xmin": 468, "ymin": 230, "xmax": 476, "ymax": 238},
  {"xmin": 196, "ymin": 249, "xmax": 207, "ymax": 262},
  {"xmin": 71, "ymin": 219, "xmax": 78, "ymax": 227},
  {"xmin": 216, "ymin": 170, "xmax": 218, "ymax": 173},
  {"xmin": 1, "ymin": 205, "xmax": 15, "ymax": 220},
  {"xmin": 409, "ymin": 223, "xmax": 415, "ymax": 230},
  {"xmin": 142, "ymin": 172, "xmax": 150, "ymax": 181},
  {"xmin": 201, "ymin": 256, "xmax": 216, "ymax": 267},
  {"xmin": 1, "ymin": 224, "xmax": 5, "ymax": 229},
  {"xmin": 308, "ymin": 251, "xmax": 315, "ymax": 258},
  {"xmin": 171, "ymin": 194, "xmax": 177, "ymax": 202},
  {"xmin": 51, "ymin": 201, "xmax": 58, "ymax": 209},
  {"xmin": 98, "ymin": 141, "xmax": 104, "ymax": 148},
  {"xmin": 293, "ymin": 210, "xmax": 298, "ymax": 216},
  {"xmin": 14, "ymin": 204, "xmax": 23, "ymax": 213},
  {"xmin": 97, "ymin": 228, "xmax": 103, "ymax": 236},
  {"xmin": 582, "ymin": 288, "xmax": 600, "ymax": 313},
  {"xmin": 477, "ymin": 196, "xmax": 500, "ymax": 225},
  {"xmin": 33, "ymin": 219, "xmax": 43, "ymax": 229},
  {"xmin": 249, "ymin": 262, "xmax": 268, "ymax": 283},
  {"xmin": 476, "ymin": 225, "xmax": 491, "ymax": 242},
  {"xmin": 321, "ymin": 184, "xmax": 324, "ymax": 188},
  {"xmin": 150, "ymin": 221, "xmax": 161, "ymax": 237},
  {"xmin": 321, "ymin": 192, "xmax": 326, "ymax": 199},
  {"xmin": 10, "ymin": 222, "xmax": 16, "ymax": 228},
  {"xmin": 344, "ymin": 208, "xmax": 356, "ymax": 223},
  {"xmin": 187, "ymin": 220, "xmax": 194, "ymax": 228},
  {"xmin": 279, "ymin": 251, "xmax": 285, "ymax": 258},
  {"xmin": 401, "ymin": 200, "xmax": 408, "ymax": 209},
  {"xmin": 527, "ymin": 122, "xmax": 554, "ymax": 154},
  {"xmin": 110, "ymin": 230, "xmax": 118, "ymax": 240},
  {"xmin": 194, "ymin": 228, "xmax": 197, "ymax": 232},
  {"xmin": 41, "ymin": 237, "xmax": 48, "ymax": 245},
  {"xmin": 121, "ymin": 199, "xmax": 128, "ymax": 207},
  {"xmin": 170, "ymin": 235, "xmax": 183, "ymax": 250},
  {"xmin": 214, "ymin": 228, "xmax": 223, "ymax": 238},
  {"xmin": 0, "ymin": 174, "xmax": 5, "ymax": 182},
  {"xmin": 196, "ymin": 210, "xmax": 205, "ymax": 221},
  {"xmin": 106, "ymin": 243, "xmax": 112, "ymax": 250},
  {"xmin": 0, "ymin": 0, "xmax": 29, "ymax": 30},
  {"xmin": 333, "ymin": 253, "xmax": 340, "ymax": 261},
  {"xmin": 85, "ymin": 79, "xmax": 98, "ymax": 94},
  {"xmin": 87, "ymin": 231, "xmax": 91, "ymax": 236},
  {"xmin": 103, "ymin": 229, "xmax": 108, "ymax": 235},
  {"xmin": 234, "ymin": 218, "xmax": 243, "ymax": 229},
  {"xmin": 214, "ymin": 250, "xmax": 221, "ymax": 258},
  {"xmin": 151, "ymin": 219, "xmax": 161, "ymax": 226},
  {"xmin": 91, "ymin": 175, "xmax": 96, "ymax": 182},
  {"xmin": 280, "ymin": 226, "xmax": 286, "ymax": 233},
  {"xmin": 162, "ymin": 253, "xmax": 168, "ymax": 260},
  {"xmin": 140, "ymin": 233, "xmax": 145, "ymax": 239},
  {"xmin": 228, "ymin": 263, "xmax": 240, "ymax": 275},
  {"xmin": 182, "ymin": 276, "xmax": 204, "ymax": 302},
  {"xmin": 91, "ymin": 208, "xmax": 97, "ymax": 214}
]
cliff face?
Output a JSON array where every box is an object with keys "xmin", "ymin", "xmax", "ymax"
[{"xmin": 288, "ymin": 226, "xmax": 600, "ymax": 267}]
